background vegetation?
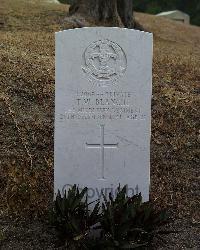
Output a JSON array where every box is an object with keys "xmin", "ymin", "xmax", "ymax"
[
  {"xmin": 134, "ymin": 0, "xmax": 200, "ymax": 26},
  {"xmin": 59, "ymin": 0, "xmax": 200, "ymax": 26}
]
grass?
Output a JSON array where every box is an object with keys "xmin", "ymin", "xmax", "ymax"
[{"xmin": 0, "ymin": 0, "xmax": 199, "ymax": 224}]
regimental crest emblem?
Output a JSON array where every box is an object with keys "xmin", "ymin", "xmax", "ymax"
[{"xmin": 82, "ymin": 39, "xmax": 127, "ymax": 86}]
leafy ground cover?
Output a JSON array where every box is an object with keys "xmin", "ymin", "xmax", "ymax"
[{"xmin": 0, "ymin": 0, "xmax": 199, "ymax": 248}]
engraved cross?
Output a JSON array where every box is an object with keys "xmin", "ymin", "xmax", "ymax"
[{"xmin": 86, "ymin": 125, "xmax": 119, "ymax": 180}]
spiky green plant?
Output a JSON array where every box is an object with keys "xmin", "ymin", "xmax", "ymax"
[
  {"xmin": 50, "ymin": 184, "xmax": 168, "ymax": 249},
  {"xmin": 0, "ymin": 227, "xmax": 5, "ymax": 242},
  {"xmin": 97, "ymin": 185, "xmax": 168, "ymax": 249},
  {"xmin": 50, "ymin": 185, "xmax": 100, "ymax": 249}
]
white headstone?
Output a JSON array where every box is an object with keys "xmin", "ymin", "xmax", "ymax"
[{"xmin": 55, "ymin": 27, "xmax": 153, "ymax": 201}]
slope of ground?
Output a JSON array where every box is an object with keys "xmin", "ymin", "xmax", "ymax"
[{"xmin": 0, "ymin": 0, "xmax": 199, "ymax": 249}]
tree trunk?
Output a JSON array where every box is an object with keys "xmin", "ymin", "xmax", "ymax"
[
  {"xmin": 68, "ymin": 0, "xmax": 136, "ymax": 28},
  {"xmin": 117, "ymin": 0, "xmax": 135, "ymax": 28}
]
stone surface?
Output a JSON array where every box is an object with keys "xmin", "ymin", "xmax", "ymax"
[
  {"xmin": 157, "ymin": 10, "xmax": 190, "ymax": 24},
  {"xmin": 55, "ymin": 27, "xmax": 153, "ymax": 201}
]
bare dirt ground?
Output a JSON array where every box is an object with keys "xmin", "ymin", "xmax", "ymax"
[{"xmin": 0, "ymin": 0, "xmax": 199, "ymax": 249}]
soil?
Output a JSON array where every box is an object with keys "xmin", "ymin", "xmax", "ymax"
[{"xmin": 0, "ymin": 0, "xmax": 199, "ymax": 249}]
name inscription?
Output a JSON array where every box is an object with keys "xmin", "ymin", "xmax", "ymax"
[{"xmin": 59, "ymin": 90, "xmax": 146, "ymax": 121}]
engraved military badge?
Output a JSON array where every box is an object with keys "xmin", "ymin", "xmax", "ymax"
[{"xmin": 82, "ymin": 39, "xmax": 127, "ymax": 86}]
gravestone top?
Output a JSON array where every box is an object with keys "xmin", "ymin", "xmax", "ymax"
[{"xmin": 55, "ymin": 27, "xmax": 153, "ymax": 201}]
